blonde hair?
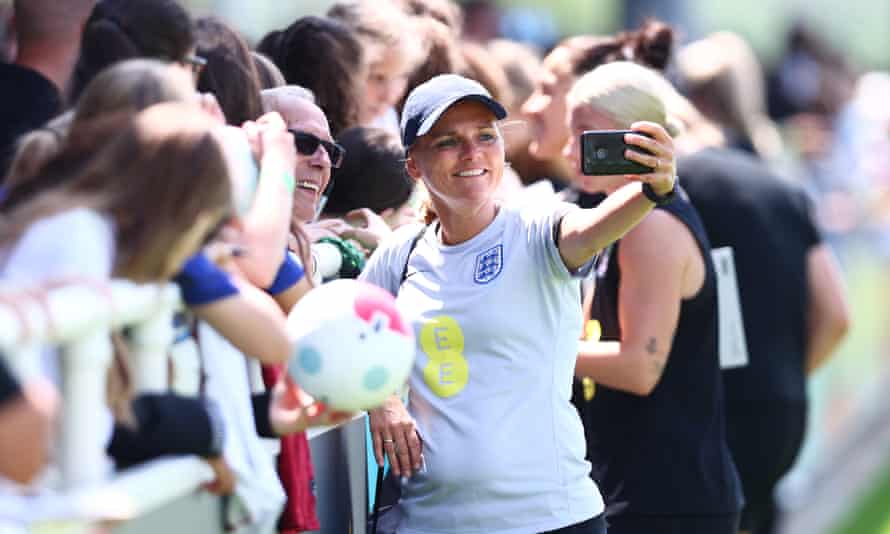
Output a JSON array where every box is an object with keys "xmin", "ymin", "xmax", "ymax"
[{"xmin": 567, "ymin": 61, "xmax": 682, "ymax": 136}]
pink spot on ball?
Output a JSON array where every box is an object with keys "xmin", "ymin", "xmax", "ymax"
[{"xmin": 353, "ymin": 282, "xmax": 411, "ymax": 337}]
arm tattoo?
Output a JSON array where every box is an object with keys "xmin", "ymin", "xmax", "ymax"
[{"xmin": 646, "ymin": 337, "xmax": 658, "ymax": 355}]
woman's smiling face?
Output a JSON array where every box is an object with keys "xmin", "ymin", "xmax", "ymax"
[{"xmin": 406, "ymin": 100, "xmax": 505, "ymax": 214}]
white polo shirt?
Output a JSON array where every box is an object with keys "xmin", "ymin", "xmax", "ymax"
[{"xmin": 360, "ymin": 202, "xmax": 603, "ymax": 534}]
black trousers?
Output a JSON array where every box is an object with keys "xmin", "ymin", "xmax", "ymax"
[
  {"xmin": 606, "ymin": 513, "xmax": 739, "ymax": 534},
  {"xmin": 726, "ymin": 401, "xmax": 806, "ymax": 533},
  {"xmin": 540, "ymin": 514, "xmax": 608, "ymax": 534}
]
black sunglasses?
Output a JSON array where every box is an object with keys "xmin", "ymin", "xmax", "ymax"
[{"xmin": 288, "ymin": 129, "xmax": 345, "ymax": 169}]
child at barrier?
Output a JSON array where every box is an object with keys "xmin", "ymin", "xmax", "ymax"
[{"xmin": 0, "ymin": 103, "xmax": 234, "ymax": 489}]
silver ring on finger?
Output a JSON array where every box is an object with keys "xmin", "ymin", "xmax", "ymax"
[{"xmin": 383, "ymin": 438, "xmax": 398, "ymax": 454}]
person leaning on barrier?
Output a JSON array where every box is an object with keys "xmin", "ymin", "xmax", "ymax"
[
  {"xmin": 0, "ymin": 103, "xmax": 236, "ymax": 490},
  {"xmin": 2, "ymin": 59, "xmax": 297, "ymax": 368},
  {"xmin": 359, "ymin": 74, "xmax": 677, "ymax": 533},
  {"xmin": 259, "ymin": 85, "xmax": 365, "ymax": 283}
]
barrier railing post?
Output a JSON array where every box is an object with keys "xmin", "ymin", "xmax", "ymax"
[
  {"xmin": 129, "ymin": 311, "xmax": 173, "ymax": 394},
  {"xmin": 169, "ymin": 335, "xmax": 202, "ymax": 396},
  {"xmin": 60, "ymin": 329, "xmax": 114, "ymax": 489}
]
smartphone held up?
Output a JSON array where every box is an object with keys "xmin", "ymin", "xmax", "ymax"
[{"xmin": 581, "ymin": 130, "xmax": 655, "ymax": 176}]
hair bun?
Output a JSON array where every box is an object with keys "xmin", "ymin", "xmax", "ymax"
[{"xmin": 634, "ymin": 20, "xmax": 674, "ymax": 72}]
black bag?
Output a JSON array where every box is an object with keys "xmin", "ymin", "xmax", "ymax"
[{"xmin": 368, "ymin": 465, "xmax": 403, "ymax": 534}]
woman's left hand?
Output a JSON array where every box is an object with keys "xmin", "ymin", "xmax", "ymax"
[{"xmin": 623, "ymin": 121, "xmax": 676, "ymax": 196}]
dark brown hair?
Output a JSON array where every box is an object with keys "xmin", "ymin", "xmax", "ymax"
[
  {"xmin": 325, "ymin": 127, "xmax": 413, "ymax": 215},
  {"xmin": 257, "ymin": 17, "xmax": 363, "ymax": 136},
  {"xmin": 195, "ymin": 17, "xmax": 264, "ymax": 126},
  {"xmin": 567, "ymin": 19, "xmax": 674, "ymax": 76},
  {"xmin": 71, "ymin": 0, "xmax": 194, "ymax": 101}
]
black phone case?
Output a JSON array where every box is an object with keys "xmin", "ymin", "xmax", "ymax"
[{"xmin": 581, "ymin": 130, "xmax": 653, "ymax": 176}]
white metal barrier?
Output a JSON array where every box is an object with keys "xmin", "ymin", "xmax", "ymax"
[
  {"xmin": 0, "ymin": 280, "xmax": 214, "ymax": 529},
  {"xmin": 0, "ymin": 279, "xmax": 367, "ymax": 533}
]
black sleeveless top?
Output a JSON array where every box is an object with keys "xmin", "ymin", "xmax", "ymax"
[{"xmin": 576, "ymin": 189, "xmax": 743, "ymax": 516}]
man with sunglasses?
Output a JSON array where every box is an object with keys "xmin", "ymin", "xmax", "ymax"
[{"xmin": 261, "ymin": 86, "xmax": 345, "ymax": 225}]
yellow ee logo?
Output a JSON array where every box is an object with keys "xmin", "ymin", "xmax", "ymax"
[{"xmin": 419, "ymin": 316, "xmax": 469, "ymax": 398}]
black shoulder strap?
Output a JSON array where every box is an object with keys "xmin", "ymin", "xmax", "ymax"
[
  {"xmin": 398, "ymin": 225, "xmax": 429, "ymax": 287},
  {"xmin": 371, "ymin": 225, "xmax": 427, "ymax": 534}
]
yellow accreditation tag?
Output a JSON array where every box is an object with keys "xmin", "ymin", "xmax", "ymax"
[
  {"xmin": 581, "ymin": 376, "xmax": 596, "ymax": 401},
  {"xmin": 584, "ymin": 319, "xmax": 601, "ymax": 342},
  {"xmin": 580, "ymin": 319, "xmax": 601, "ymax": 401}
]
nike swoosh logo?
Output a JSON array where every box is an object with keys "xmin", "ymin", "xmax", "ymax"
[{"xmin": 404, "ymin": 270, "xmax": 428, "ymax": 280}]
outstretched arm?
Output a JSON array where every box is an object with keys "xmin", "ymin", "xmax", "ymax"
[{"xmin": 558, "ymin": 122, "xmax": 676, "ymax": 270}]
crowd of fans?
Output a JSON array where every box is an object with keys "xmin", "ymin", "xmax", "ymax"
[{"xmin": 0, "ymin": 0, "xmax": 877, "ymax": 532}]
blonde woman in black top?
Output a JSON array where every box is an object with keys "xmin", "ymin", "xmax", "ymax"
[{"xmin": 565, "ymin": 62, "xmax": 743, "ymax": 534}]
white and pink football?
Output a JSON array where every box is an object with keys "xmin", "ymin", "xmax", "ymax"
[{"xmin": 286, "ymin": 279, "xmax": 415, "ymax": 411}]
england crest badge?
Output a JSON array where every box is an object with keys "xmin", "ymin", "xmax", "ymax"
[{"xmin": 474, "ymin": 244, "xmax": 503, "ymax": 284}]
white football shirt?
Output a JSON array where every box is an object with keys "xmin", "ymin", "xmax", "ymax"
[{"xmin": 360, "ymin": 202, "xmax": 603, "ymax": 533}]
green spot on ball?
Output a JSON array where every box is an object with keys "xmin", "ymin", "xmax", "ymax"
[{"xmin": 363, "ymin": 366, "xmax": 389, "ymax": 391}]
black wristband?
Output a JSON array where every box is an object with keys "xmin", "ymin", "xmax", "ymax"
[{"xmin": 642, "ymin": 178, "xmax": 677, "ymax": 206}]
